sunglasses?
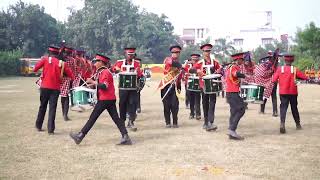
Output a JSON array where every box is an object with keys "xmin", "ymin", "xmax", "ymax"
[
  {"xmin": 203, "ymin": 50, "xmax": 211, "ymax": 52},
  {"xmin": 171, "ymin": 51, "xmax": 180, "ymax": 54}
]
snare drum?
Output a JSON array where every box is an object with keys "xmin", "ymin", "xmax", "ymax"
[
  {"xmin": 70, "ymin": 87, "xmax": 96, "ymax": 110},
  {"xmin": 240, "ymin": 83, "xmax": 264, "ymax": 104},
  {"xmin": 187, "ymin": 76, "xmax": 200, "ymax": 92},
  {"xmin": 203, "ymin": 74, "xmax": 222, "ymax": 94},
  {"xmin": 118, "ymin": 72, "xmax": 137, "ymax": 90}
]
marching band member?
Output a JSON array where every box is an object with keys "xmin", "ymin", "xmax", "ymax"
[
  {"xmin": 160, "ymin": 45, "xmax": 182, "ymax": 128},
  {"xmin": 254, "ymin": 54, "xmax": 278, "ymax": 116},
  {"xmin": 194, "ymin": 43, "xmax": 221, "ymax": 131},
  {"xmin": 59, "ymin": 46, "xmax": 75, "ymax": 121},
  {"xmin": 112, "ymin": 48, "xmax": 143, "ymax": 131},
  {"xmin": 225, "ymin": 52, "xmax": 246, "ymax": 140},
  {"xmin": 135, "ymin": 57, "xmax": 144, "ymax": 113},
  {"xmin": 187, "ymin": 54, "xmax": 202, "ymax": 120},
  {"xmin": 183, "ymin": 58, "xmax": 192, "ymax": 109},
  {"xmin": 70, "ymin": 54, "xmax": 132, "ymax": 145},
  {"xmin": 72, "ymin": 50, "xmax": 85, "ymax": 88},
  {"xmin": 240, "ymin": 51, "xmax": 255, "ymax": 109},
  {"xmin": 34, "ymin": 46, "xmax": 74, "ymax": 134},
  {"xmin": 272, "ymin": 54, "xmax": 308, "ymax": 134}
]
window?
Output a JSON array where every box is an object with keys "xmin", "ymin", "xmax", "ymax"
[
  {"xmin": 233, "ymin": 39, "xmax": 244, "ymax": 46},
  {"xmin": 261, "ymin": 38, "xmax": 273, "ymax": 45}
]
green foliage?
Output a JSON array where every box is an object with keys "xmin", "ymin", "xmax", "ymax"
[
  {"xmin": 0, "ymin": 1, "xmax": 61, "ymax": 57},
  {"xmin": 294, "ymin": 22, "xmax": 320, "ymax": 65},
  {"xmin": 293, "ymin": 57, "xmax": 315, "ymax": 71},
  {"xmin": 0, "ymin": 50, "xmax": 23, "ymax": 76},
  {"xmin": 179, "ymin": 44, "xmax": 201, "ymax": 62},
  {"xmin": 212, "ymin": 38, "xmax": 235, "ymax": 62},
  {"xmin": 62, "ymin": 0, "xmax": 177, "ymax": 63}
]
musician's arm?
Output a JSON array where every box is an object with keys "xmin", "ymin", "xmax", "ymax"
[
  {"xmin": 272, "ymin": 68, "xmax": 280, "ymax": 83},
  {"xmin": 296, "ymin": 68, "xmax": 308, "ymax": 80},
  {"xmin": 33, "ymin": 58, "xmax": 45, "ymax": 72},
  {"xmin": 64, "ymin": 64, "xmax": 75, "ymax": 80}
]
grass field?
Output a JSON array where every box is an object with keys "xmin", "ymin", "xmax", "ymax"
[{"xmin": 0, "ymin": 77, "xmax": 319, "ymax": 179}]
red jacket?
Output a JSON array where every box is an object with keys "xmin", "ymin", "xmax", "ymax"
[
  {"xmin": 183, "ymin": 60, "xmax": 193, "ymax": 83},
  {"xmin": 225, "ymin": 64, "xmax": 241, "ymax": 92},
  {"xmin": 34, "ymin": 56, "xmax": 74, "ymax": 90},
  {"xmin": 96, "ymin": 68, "xmax": 116, "ymax": 100},
  {"xmin": 162, "ymin": 57, "xmax": 182, "ymax": 89},
  {"xmin": 193, "ymin": 58, "xmax": 221, "ymax": 88},
  {"xmin": 112, "ymin": 59, "xmax": 143, "ymax": 77},
  {"xmin": 272, "ymin": 65, "xmax": 308, "ymax": 95}
]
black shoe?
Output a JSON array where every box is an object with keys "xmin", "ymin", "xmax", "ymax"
[
  {"xmin": 117, "ymin": 134, "xmax": 132, "ymax": 145},
  {"xmin": 196, "ymin": 115, "xmax": 201, "ymax": 120},
  {"xmin": 129, "ymin": 120, "xmax": 137, "ymax": 132},
  {"xmin": 280, "ymin": 123, "xmax": 286, "ymax": 134},
  {"xmin": 137, "ymin": 108, "xmax": 141, "ymax": 113},
  {"xmin": 35, "ymin": 126, "xmax": 43, "ymax": 132},
  {"xmin": 64, "ymin": 116, "xmax": 71, "ymax": 121},
  {"xmin": 189, "ymin": 115, "xmax": 194, "ymax": 119},
  {"xmin": 272, "ymin": 112, "xmax": 278, "ymax": 117},
  {"xmin": 206, "ymin": 123, "xmax": 218, "ymax": 131},
  {"xmin": 296, "ymin": 123, "xmax": 302, "ymax": 130},
  {"xmin": 165, "ymin": 124, "xmax": 171, "ymax": 128},
  {"xmin": 202, "ymin": 123, "xmax": 207, "ymax": 129},
  {"xmin": 228, "ymin": 130, "xmax": 244, "ymax": 140},
  {"xmin": 172, "ymin": 124, "xmax": 179, "ymax": 128},
  {"xmin": 70, "ymin": 132, "xmax": 85, "ymax": 145},
  {"xmin": 48, "ymin": 132, "xmax": 54, "ymax": 135}
]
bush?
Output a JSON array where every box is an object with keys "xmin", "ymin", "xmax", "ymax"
[{"xmin": 0, "ymin": 50, "xmax": 23, "ymax": 76}]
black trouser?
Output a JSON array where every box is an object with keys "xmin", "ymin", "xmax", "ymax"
[
  {"xmin": 261, "ymin": 83, "xmax": 278, "ymax": 113},
  {"xmin": 226, "ymin": 92, "xmax": 246, "ymax": 131},
  {"xmin": 35, "ymin": 88, "xmax": 60, "ymax": 133},
  {"xmin": 185, "ymin": 85, "xmax": 190, "ymax": 107},
  {"xmin": 137, "ymin": 91, "xmax": 141, "ymax": 110},
  {"xmin": 81, "ymin": 100, "xmax": 128, "ymax": 136},
  {"xmin": 61, "ymin": 96, "xmax": 70, "ymax": 117},
  {"xmin": 119, "ymin": 90, "xmax": 138, "ymax": 121},
  {"xmin": 190, "ymin": 91, "xmax": 201, "ymax": 116},
  {"xmin": 161, "ymin": 84, "xmax": 179, "ymax": 125},
  {"xmin": 280, "ymin": 95, "xmax": 300, "ymax": 124},
  {"xmin": 202, "ymin": 92, "xmax": 217, "ymax": 125}
]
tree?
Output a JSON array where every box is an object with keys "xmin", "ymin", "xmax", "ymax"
[
  {"xmin": 212, "ymin": 38, "xmax": 235, "ymax": 62},
  {"xmin": 294, "ymin": 22, "xmax": 320, "ymax": 65},
  {"xmin": 0, "ymin": 1, "xmax": 61, "ymax": 57},
  {"xmin": 179, "ymin": 44, "xmax": 201, "ymax": 62},
  {"xmin": 62, "ymin": 0, "xmax": 177, "ymax": 63}
]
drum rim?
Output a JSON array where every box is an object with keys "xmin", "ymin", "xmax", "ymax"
[
  {"xmin": 203, "ymin": 74, "xmax": 222, "ymax": 79},
  {"xmin": 72, "ymin": 86, "xmax": 96, "ymax": 93},
  {"xmin": 119, "ymin": 72, "xmax": 137, "ymax": 75}
]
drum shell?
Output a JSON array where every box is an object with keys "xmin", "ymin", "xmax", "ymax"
[
  {"xmin": 187, "ymin": 76, "xmax": 201, "ymax": 92},
  {"xmin": 203, "ymin": 74, "xmax": 222, "ymax": 94},
  {"xmin": 240, "ymin": 84, "xmax": 264, "ymax": 104},
  {"xmin": 118, "ymin": 72, "xmax": 137, "ymax": 90}
]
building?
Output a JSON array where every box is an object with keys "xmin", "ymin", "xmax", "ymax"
[{"xmin": 180, "ymin": 27, "xmax": 211, "ymax": 46}]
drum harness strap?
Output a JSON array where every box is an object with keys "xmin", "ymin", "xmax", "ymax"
[
  {"xmin": 228, "ymin": 64, "xmax": 240, "ymax": 84},
  {"xmin": 281, "ymin": 65, "xmax": 297, "ymax": 84}
]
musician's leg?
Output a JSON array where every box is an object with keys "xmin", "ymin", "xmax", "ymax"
[
  {"xmin": 272, "ymin": 84, "xmax": 278, "ymax": 116},
  {"xmin": 195, "ymin": 92, "xmax": 201, "ymax": 119},
  {"xmin": 172, "ymin": 90, "xmax": 179, "ymax": 127},
  {"xmin": 208, "ymin": 94, "xmax": 217, "ymax": 124},
  {"xmin": 189, "ymin": 91, "xmax": 195, "ymax": 118},
  {"xmin": 106, "ymin": 101, "xmax": 128, "ymax": 136},
  {"xmin": 47, "ymin": 89, "xmax": 60, "ymax": 134},
  {"xmin": 137, "ymin": 91, "xmax": 141, "ymax": 113},
  {"xmin": 280, "ymin": 95, "xmax": 290, "ymax": 133},
  {"xmin": 289, "ymin": 95, "xmax": 301, "ymax": 128},
  {"xmin": 128, "ymin": 90, "xmax": 138, "ymax": 122},
  {"xmin": 161, "ymin": 87, "xmax": 171, "ymax": 126},
  {"xmin": 119, "ymin": 90, "xmax": 129, "ymax": 121},
  {"xmin": 81, "ymin": 101, "xmax": 106, "ymax": 135},
  {"xmin": 202, "ymin": 92, "xmax": 209, "ymax": 127},
  {"xmin": 35, "ymin": 88, "xmax": 50, "ymax": 130},
  {"xmin": 185, "ymin": 85, "xmax": 190, "ymax": 108}
]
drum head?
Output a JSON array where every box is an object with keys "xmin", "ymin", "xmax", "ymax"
[
  {"xmin": 119, "ymin": 72, "xmax": 137, "ymax": 75},
  {"xmin": 72, "ymin": 86, "xmax": 95, "ymax": 93},
  {"xmin": 203, "ymin": 74, "xmax": 221, "ymax": 79}
]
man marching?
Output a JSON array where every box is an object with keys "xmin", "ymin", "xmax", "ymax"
[
  {"xmin": 59, "ymin": 46, "xmax": 75, "ymax": 121},
  {"xmin": 33, "ymin": 46, "xmax": 74, "ymax": 134},
  {"xmin": 187, "ymin": 54, "xmax": 202, "ymax": 120},
  {"xmin": 225, "ymin": 52, "xmax": 246, "ymax": 140},
  {"xmin": 272, "ymin": 54, "xmax": 308, "ymax": 134},
  {"xmin": 194, "ymin": 44, "xmax": 221, "ymax": 131},
  {"xmin": 112, "ymin": 48, "xmax": 143, "ymax": 131},
  {"xmin": 159, "ymin": 45, "xmax": 182, "ymax": 128},
  {"xmin": 70, "ymin": 54, "xmax": 132, "ymax": 145},
  {"xmin": 183, "ymin": 58, "xmax": 192, "ymax": 109}
]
